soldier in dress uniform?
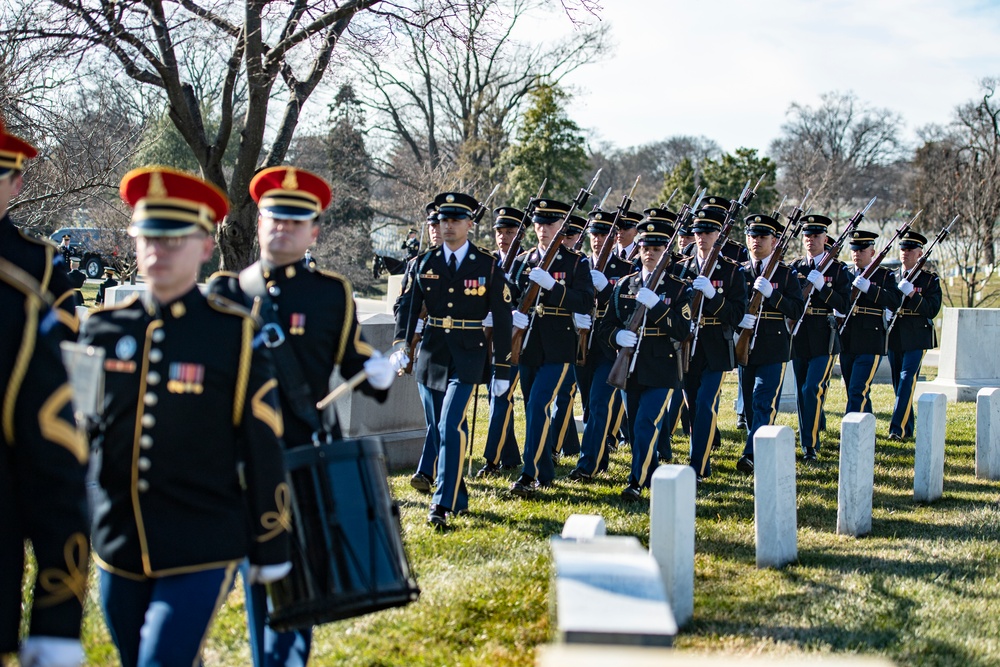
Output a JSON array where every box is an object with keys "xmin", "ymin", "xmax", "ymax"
[
  {"xmin": 0, "ymin": 263, "xmax": 90, "ymax": 667},
  {"xmin": 95, "ymin": 267, "xmax": 119, "ymax": 306},
  {"xmin": 66, "ymin": 257, "xmax": 87, "ymax": 306},
  {"xmin": 734, "ymin": 214, "xmax": 805, "ymax": 474},
  {"xmin": 598, "ymin": 218, "xmax": 691, "ymax": 500},
  {"xmin": 0, "ymin": 119, "xmax": 78, "ymax": 338},
  {"xmin": 479, "ymin": 207, "xmax": 525, "ymax": 476},
  {"xmin": 614, "ymin": 210, "xmax": 641, "ymax": 261},
  {"xmin": 789, "ymin": 215, "xmax": 852, "ymax": 460},
  {"xmin": 402, "ymin": 228, "xmax": 420, "ymax": 259},
  {"xmin": 508, "ymin": 200, "xmax": 594, "ymax": 496},
  {"xmin": 59, "ymin": 235, "xmax": 73, "ymax": 267},
  {"xmin": 392, "ymin": 192, "xmax": 513, "ymax": 528},
  {"xmin": 208, "ymin": 166, "xmax": 395, "ymax": 667},
  {"xmin": 839, "ymin": 230, "xmax": 902, "ymax": 414},
  {"xmin": 79, "ymin": 167, "xmax": 291, "ymax": 667},
  {"xmin": 684, "ymin": 204, "xmax": 748, "ymax": 481},
  {"xmin": 887, "ymin": 231, "xmax": 942, "ymax": 441}
]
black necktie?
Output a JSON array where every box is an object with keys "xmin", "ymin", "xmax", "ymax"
[
  {"xmin": 756, "ymin": 261, "xmax": 763, "ymax": 276},
  {"xmin": 448, "ymin": 253, "xmax": 457, "ymax": 275},
  {"xmin": 619, "ymin": 249, "xmax": 627, "ymax": 260}
]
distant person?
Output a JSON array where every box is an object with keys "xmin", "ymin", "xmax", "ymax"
[
  {"xmin": 402, "ymin": 228, "xmax": 420, "ymax": 259},
  {"xmin": 59, "ymin": 235, "xmax": 73, "ymax": 266},
  {"xmin": 95, "ymin": 266, "xmax": 118, "ymax": 305},
  {"xmin": 66, "ymin": 257, "xmax": 87, "ymax": 306}
]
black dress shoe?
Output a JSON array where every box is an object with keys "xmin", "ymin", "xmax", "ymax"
[
  {"xmin": 567, "ymin": 468, "xmax": 592, "ymax": 482},
  {"xmin": 475, "ymin": 463, "xmax": 502, "ymax": 478},
  {"xmin": 428, "ymin": 504, "xmax": 448, "ymax": 529},
  {"xmin": 888, "ymin": 432, "xmax": 903, "ymax": 442},
  {"xmin": 803, "ymin": 449, "xmax": 818, "ymax": 462},
  {"xmin": 658, "ymin": 455, "xmax": 672, "ymax": 464},
  {"xmin": 736, "ymin": 455, "xmax": 754, "ymax": 474},
  {"xmin": 620, "ymin": 485, "xmax": 642, "ymax": 502},
  {"xmin": 736, "ymin": 414, "xmax": 747, "ymax": 430},
  {"xmin": 410, "ymin": 472, "xmax": 433, "ymax": 494},
  {"xmin": 510, "ymin": 474, "xmax": 539, "ymax": 498}
]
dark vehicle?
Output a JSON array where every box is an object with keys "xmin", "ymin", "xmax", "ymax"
[{"xmin": 49, "ymin": 227, "xmax": 123, "ymax": 278}]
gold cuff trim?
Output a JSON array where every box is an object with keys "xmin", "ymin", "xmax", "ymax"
[
  {"xmin": 38, "ymin": 533, "xmax": 88, "ymax": 607},
  {"xmin": 257, "ymin": 482, "xmax": 291, "ymax": 542}
]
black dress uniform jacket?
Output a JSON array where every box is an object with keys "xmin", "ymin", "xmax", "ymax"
[
  {"xmin": 599, "ymin": 271, "xmax": 691, "ymax": 388},
  {"xmin": 0, "ymin": 214, "xmax": 78, "ymax": 337},
  {"xmin": 688, "ymin": 255, "xmax": 748, "ymax": 371},
  {"xmin": 80, "ymin": 287, "xmax": 290, "ymax": 578},
  {"xmin": 510, "ymin": 246, "xmax": 595, "ymax": 366},
  {"xmin": 741, "ymin": 260, "xmax": 805, "ymax": 365},
  {"xmin": 209, "ymin": 262, "xmax": 387, "ymax": 446},
  {"xmin": 0, "ymin": 268, "xmax": 89, "ymax": 653},
  {"xmin": 790, "ymin": 255, "xmax": 853, "ymax": 358},
  {"xmin": 888, "ymin": 268, "xmax": 942, "ymax": 352},
  {"xmin": 588, "ymin": 254, "xmax": 633, "ymax": 363},
  {"xmin": 840, "ymin": 265, "xmax": 902, "ymax": 355},
  {"xmin": 96, "ymin": 276, "xmax": 119, "ymax": 305},
  {"xmin": 395, "ymin": 242, "xmax": 513, "ymax": 390}
]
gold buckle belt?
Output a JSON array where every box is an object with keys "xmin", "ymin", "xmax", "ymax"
[
  {"xmin": 899, "ymin": 309, "xmax": 920, "ymax": 316},
  {"xmin": 426, "ymin": 316, "xmax": 483, "ymax": 330},
  {"xmin": 698, "ymin": 317, "xmax": 722, "ymax": 325},
  {"xmin": 640, "ymin": 330, "xmax": 672, "ymax": 337},
  {"xmin": 758, "ymin": 312, "xmax": 785, "ymax": 321},
  {"xmin": 805, "ymin": 307, "xmax": 832, "ymax": 316},
  {"xmin": 534, "ymin": 305, "xmax": 570, "ymax": 317},
  {"xmin": 852, "ymin": 306, "xmax": 884, "ymax": 317}
]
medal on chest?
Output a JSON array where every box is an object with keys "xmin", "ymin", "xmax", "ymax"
[
  {"xmin": 289, "ymin": 313, "xmax": 306, "ymax": 335},
  {"xmin": 167, "ymin": 362, "xmax": 205, "ymax": 394}
]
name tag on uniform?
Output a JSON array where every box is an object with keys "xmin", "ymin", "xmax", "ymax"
[
  {"xmin": 104, "ymin": 359, "xmax": 136, "ymax": 373},
  {"xmin": 420, "ymin": 273, "xmax": 439, "ymax": 280}
]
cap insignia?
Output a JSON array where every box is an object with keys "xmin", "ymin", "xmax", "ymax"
[
  {"xmin": 282, "ymin": 168, "xmax": 298, "ymax": 190},
  {"xmin": 149, "ymin": 172, "xmax": 167, "ymax": 198},
  {"xmin": 446, "ymin": 194, "xmax": 455, "ymax": 203}
]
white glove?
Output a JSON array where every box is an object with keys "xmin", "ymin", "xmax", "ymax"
[
  {"xmin": 388, "ymin": 348, "xmax": 410, "ymax": 372},
  {"xmin": 898, "ymin": 279, "xmax": 915, "ymax": 296},
  {"xmin": 20, "ymin": 637, "xmax": 84, "ymax": 667},
  {"xmin": 589, "ymin": 269, "xmax": 609, "ymax": 292},
  {"xmin": 692, "ymin": 275, "xmax": 717, "ymax": 299},
  {"xmin": 616, "ymin": 330, "xmax": 638, "ymax": 348},
  {"xmin": 636, "ymin": 287, "xmax": 660, "ymax": 309},
  {"xmin": 528, "ymin": 268, "xmax": 556, "ymax": 290},
  {"xmin": 739, "ymin": 313, "xmax": 757, "ymax": 329},
  {"xmin": 491, "ymin": 378, "xmax": 510, "ymax": 397},
  {"xmin": 364, "ymin": 353, "xmax": 395, "ymax": 390},
  {"xmin": 833, "ymin": 309, "xmax": 845, "ymax": 318},
  {"xmin": 414, "ymin": 318, "xmax": 425, "ymax": 334},
  {"xmin": 512, "ymin": 310, "xmax": 529, "ymax": 330},
  {"xmin": 573, "ymin": 312, "xmax": 592, "ymax": 329},
  {"xmin": 482, "ymin": 312, "xmax": 493, "ymax": 327},
  {"xmin": 247, "ymin": 561, "xmax": 293, "ymax": 584},
  {"xmin": 853, "ymin": 275, "xmax": 871, "ymax": 293},
  {"xmin": 753, "ymin": 276, "xmax": 773, "ymax": 298},
  {"xmin": 884, "ymin": 308, "xmax": 894, "ymax": 319},
  {"xmin": 807, "ymin": 269, "xmax": 825, "ymax": 290}
]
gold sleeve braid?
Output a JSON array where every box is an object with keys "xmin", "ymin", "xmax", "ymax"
[{"xmin": 3, "ymin": 292, "xmax": 40, "ymax": 444}]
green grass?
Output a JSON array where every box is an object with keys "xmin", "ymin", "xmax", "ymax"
[{"xmin": 23, "ymin": 368, "xmax": 995, "ymax": 666}]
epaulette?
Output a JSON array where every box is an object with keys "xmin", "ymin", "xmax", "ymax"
[
  {"xmin": 0, "ymin": 256, "xmax": 47, "ymax": 302},
  {"xmin": 207, "ymin": 270, "xmax": 239, "ymax": 283},
  {"xmin": 206, "ymin": 293, "xmax": 257, "ymax": 323},
  {"xmin": 317, "ymin": 269, "xmax": 353, "ymax": 295},
  {"xmin": 92, "ymin": 293, "xmax": 140, "ymax": 313}
]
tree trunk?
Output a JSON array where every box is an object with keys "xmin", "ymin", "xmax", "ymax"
[{"xmin": 218, "ymin": 195, "xmax": 259, "ymax": 271}]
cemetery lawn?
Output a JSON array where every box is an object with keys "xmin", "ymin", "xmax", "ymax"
[{"xmin": 58, "ymin": 372, "xmax": 998, "ymax": 665}]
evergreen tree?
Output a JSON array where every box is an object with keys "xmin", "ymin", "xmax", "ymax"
[
  {"xmin": 658, "ymin": 157, "xmax": 699, "ymax": 209},
  {"xmin": 701, "ymin": 147, "xmax": 779, "ymax": 216}
]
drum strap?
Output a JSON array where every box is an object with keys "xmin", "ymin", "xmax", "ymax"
[{"xmin": 239, "ymin": 262, "xmax": 326, "ymax": 435}]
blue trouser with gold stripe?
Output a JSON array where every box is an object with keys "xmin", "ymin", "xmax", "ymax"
[
  {"xmin": 549, "ymin": 369, "xmax": 580, "ymax": 457},
  {"xmin": 840, "ymin": 353, "xmax": 881, "ymax": 414},
  {"xmin": 99, "ymin": 564, "xmax": 237, "ymax": 667},
  {"xmin": 482, "ymin": 371, "xmax": 521, "ymax": 467},
  {"xmin": 625, "ymin": 386, "xmax": 673, "ymax": 488},
  {"xmin": 242, "ymin": 561, "xmax": 310, "ymax": 667},
  {"xmin": 657, "ymin": 388, "xmax": 688, "ymax": 461},
  {"xmin": 889, "ymin": 349, "xmax": 925, "ymax": 438},
  {"xmin": 519, "ymin": 362, "xmax": 571, "ymax": 484},
  {"xmin": 418, "ymin": 378, "xmax": 473, "ymax": 512},
  {"xmin": 684, "ymin": 355, "xmax": 725, "ymax": 477},
  {"xmin": 793, "ymin": 355, "xmax": 836, "ymax": 454},
  {"xmin": 576, "ymin": 358, "xmax": 615, "ymax": 476},
  {"xmin": 740, "ymin": 362, "xmax": 787, "ymax": 459}
]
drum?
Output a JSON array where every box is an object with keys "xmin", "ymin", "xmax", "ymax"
[{"xmin": 267, "ymin": 437, "xmax": 420, "ymax": 632}]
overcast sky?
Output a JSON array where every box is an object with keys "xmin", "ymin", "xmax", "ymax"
[{"xmin": 533, "ymin": 0, "xmax": 1000, "ymax": 155}]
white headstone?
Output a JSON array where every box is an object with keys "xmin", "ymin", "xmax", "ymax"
[
  {"xmin": 916, "ymin": 308, "xmax": 1000, "ymax": 402},
  {"xmin": 562, "ymin": 514, "xmax": 606, "ymax": 541},
  {"xmin": 650, "ymin": 465, "xmax": 696, "ymax": 627},
  {"xmin": 914, "ymin": 393, "xmax": 946, "ymax": 502},
  {"xmin": 976, "ymin": 387, "xmax": 1000, "ymax": 480},
  {"xmin": 837, "ymin": 412, "xmax": 876, "ymax": 536},
  {"xmin": 752, "ymin": 426, "xmax": 797, "ymax": 568}
]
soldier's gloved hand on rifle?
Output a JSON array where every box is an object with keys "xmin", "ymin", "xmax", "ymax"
[
  {"xmin": 528, "ymin": 268, "xmax": 556, "ymax": 290},
  {"xmin": 364, "ymin": 352, "xmax": 395, "ymax": 390},
  {"xmin": 852, "ymin": 275, "xmax": 871, "ymax": 293},
  {"xmin": 884, "ymin": 308, "xmax": 893, "ymax": 320},
  {"xmin": 512, "ymin": 310, "xmax": 529, "ymax": 330},
  {"xmin": 247, "ymin": 561, "xmax": 293, "ymax": 585},
  {"xmin": 482, "ymin": 312, "xmax": 493, "ymax": 327},
  {"xmin": 589, "ymin": 269, "xmax": 609, "ymax": 292},
  {"xmin": 739, "ymin": 313, "xmax": 757, "ymax": 329},
  {"xmin": 753, "ymin": 276, "xmax": 773, "ymax": 298},
  {"xmin": 692, "ymin": 275, "xmax": 716, "ymax": 299},
  {"xmin": 491, "ymin": 377, "xmax": 510, "ymax": 397},
  {"xmin": 19, "ymin": 636, "xmax": 84, "ymax": 667},
  {"xmin": 615, "ymin": 330, "xmax": 638, "ymax": 348},
  {"xmin": 636, "ymin": 287, "xmax": 660, "ymax": 309},
  {"xmin": 414, "ymin": 318, "xmax": 425, "ymax": 334},
  {"xmin": 807, "ymin": 269, "xmax": 825, "ymax": 290},
  {"xmin": 898, "ymin": 279, "xmax": 915, "ymax": 296},
  {"xmin": 573, "ymin": 312, "xmax": 592, "ymax": 329},
  {"xmin": 389, "ymin": 348, "xmax": 410, "ymax": 372}
]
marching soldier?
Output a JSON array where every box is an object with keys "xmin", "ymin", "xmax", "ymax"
[
  {"xmin": 0, "ymin": 263, "xmax": 90, "ymax": 667},
  {"xmin": 597, "ymin": 217, "xmax": 691, "ymax": 500},
  {"xmin": 789, "ymin": 215, "xmax": 852, "ymax": 460},
  {"xmin": 392, "ymin": 192, "xmax": 513, "ymax": 528},
  {"xmin": 508, "ymin": 200, "xmax": 593, "ymax": 496},
  {"xmin": 95, "ymin": 267, "xmax": 119, "ymax": 305},
  {"xmin": 208, "ymin": 166, "xmax": 395, "ymax": 667},
  {"xmin": 734, "ymin": 214, "xmax": 804, "ymax": 474},
  {"xmin": 80, "ymin": 167, "xmax": 291, "ymax": 667},
  {"xmin": 684, "ymin": 202, "xmax": 748, "ymax": 481},
  {"xmin": 840, "ymin": 230, "xmax": 902, "ymax": 414},
  {"xmin": 614, "ymin": 210, "xmax": 641, "ymax": 261},
  {"xmin": 0, "ymin": 119, "xmax": 78, "ymax": 338},
  {"xmin": 887, "ymin": 231, "xmax": 942, "ymax": 441}
]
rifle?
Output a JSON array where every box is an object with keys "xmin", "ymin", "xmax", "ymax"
[
  {"xmin": 662, "ymin": 187, "xmax": 680, "ymax": 209},
  {"xmin": 734, "ymin": 189, "xmax": 810, "ymax": 366},
  {"xmin": 838, "ymin": 210, "xmax": 921, "ymax": 335},
  {"xmin": 574, "ymin": 186, "xmax": 612, "ymax": 253},
  {"xmin": 510, "ymin": 168, "xmax": 602, "ymax": 365},
  {"xmin": 687, "ymin": 174, "xmax": 766, "ymax": 361},
  {"xmin": 606, "ymin": 195, "xmax": 699, "ymax": 390},
  {"xmin": 577, "ymin": 176, "xmax": 640, "ymax": 366},
  {"xmin": 885, "ymin": 214, "xmax": 958, "ymax": 338},
  {"xmin": 788, "ymin": 196, "xmax": 877, "ymax": 339},
  {"xmin": 501, "ymin": 179, "xmax": 546, "ymax": 274}
]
